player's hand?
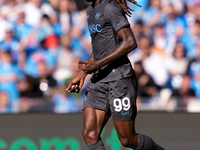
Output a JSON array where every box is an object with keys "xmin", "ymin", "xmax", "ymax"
[
  {"xmin": 115, "ymin": 0, "xmax": 142, "ymax": 17},
  {"xmin": 78, "ymin": 60, "xmax": 100, "ymax": 74},
  {"xmin": 66, "ymin": 71, "xmax": 87, "ymax": 93}
]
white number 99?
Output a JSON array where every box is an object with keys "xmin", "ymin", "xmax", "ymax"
[{"xmin": 113, "ymin": 97, "xmax": 131, "ymax": 112}]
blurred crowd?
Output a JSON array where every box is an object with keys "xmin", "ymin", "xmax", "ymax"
[{"xmin": 0, "ymin": 0, "xmax": 200, "ymax": 113}]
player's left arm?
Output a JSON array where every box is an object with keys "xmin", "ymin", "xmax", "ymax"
[{"xmin": 78, "ymin": 27, "xmax": 137, "ymax": 74}]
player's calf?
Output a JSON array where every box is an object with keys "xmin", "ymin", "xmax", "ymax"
[{"xmin": 86, "ymin": 139, "xmax": 105, "ymax": 150}]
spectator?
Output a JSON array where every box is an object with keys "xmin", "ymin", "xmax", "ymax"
[
  {"xmin": 50, "ymin": 15, "xmax": 63, "ymax": 37},
  {"xmin": 131, "ymin": 19, "xmax": 144, "ymax": 42},
  {"xmin": 19, "ymin": 60, "xmax": 57, "ymax": 99},
  {"xmin": 36, "ymin": 60, "xmax": 57, "ymax": 98},
  {"xmin": 170, "ymin": 76, "xmax": 196, "ymax": 108},
  {"xmin": 0, "ymin": 92, "xmax": 12, "ymax": 113},
  {"xmin": 194, "ymin": 1, "xmax": 200, "ymax": 21},
  {"xmin": 13, "ymin": 11, "xmax": 34, "ymax": 42},
  {"xmin": 18, "ymin": 75, "xmax": 42, "ymax": 98},
  {"xmin": 23, "ymin": 0, "xmax": 56, "ymax": 27},
  {"xmin": 0, "ymin": 28, "xmax": 21, "ymax": 63},
  {"xmin": 187, "ymin": 41, "xmax": 200, "ymax": 76},
  {"xmin": 184, "ymin": 0, "xmax": 197, "ymax": 27},
  {"xmin": 0, "ymin": 51, "xmax": 23, "ymax": 104},
  {"xmin": 25, "ymin": 38, "xmax": 57, "ymax": 77},
  {"xmin": 58, "ymin": 0, "xmax": 71, "ymax": 34},
  {"xmin": 163, "ymin": 4, "xmax": 185, "ymax": 43},
  {"xmin": 141, "ymin": 37, "xmax": 169, "ymax": 88},
  {"xmin": 53, "ymin": 86, "xmax": 81, "ymax": 113},
  {"xmin": 166, "ymin": 43, "xmax": 189, "ymax": 89},
  {"xmin": 15, "ymin": 0, "xmax": 26, "ymax": 9},
  {"xmin": 152, "ymin": 23, "xmax": 175, "ymax": 55},
  {"xmin": 134, "ymin": 61, "xmax": 158, "ymax": 99},
  {"xmin": 13, "ymin": 10, "xmax": 38, "ymax": 54},
  {"xmin": 180, "ymin": 20, "xmax": 200, "ymax": 58},
  {"xmin": 130, "ymin": 36, "xmax": 169, "ymax": 88},
  {"xmin": 68, "ymin": 0, "xmax": 82, "ymax": 27},
  {"xmin": 129, "ymin": 36, "xmax": 151, "ymax": 67},
  {"xmin": 188, "ymin": 41, "xmax": 200, "ymax": 98},
  {"xmin": 142, "ymin": 0, "xmax": 164, "ymax": 26},
  {"xmin": 53, "ymin": 34, "xmax": 77, "ymax": 85},
  {"xmin": 0, "ymin": 17, "xmax": 12, "ymax": 42},
  {"xmin": 0, "ymin": 0, "xmax": 17, "ymax": 22},
  {"xmin": 37, "ymin": 14, "xmax": 55, "ymax": 42},
  {"xmin": 190, "ymin": 73, "xmax": 200, "ymax": 99},
  {"xmin": 161, "ymin": 0, "xmax": 184, "ymax": 16}
]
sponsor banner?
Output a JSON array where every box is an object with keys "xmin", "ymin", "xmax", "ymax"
[{"xmin": 0, "ymin": 113, "xmax": 200, "ymax": 150}]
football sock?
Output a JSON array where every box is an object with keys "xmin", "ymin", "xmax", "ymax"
[
  {"xmin": 87, "ymin": 139, "xmax": 105, "ymax": 150},
  {"xmin": 135, "ymin": 134, "xmax": 165, "ymax": 150}
]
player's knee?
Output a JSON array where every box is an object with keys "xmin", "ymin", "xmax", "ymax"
[
  {"xmin": 118, "ymin": 136, "xmax": 138, "ymax": 148},
  {"xmin": 119, "ymin": 137, "xmax": 130, "ymax": 148},
  {"xmin": 82, "ymin": 128, "xmax": 99, "ymax": 142}
]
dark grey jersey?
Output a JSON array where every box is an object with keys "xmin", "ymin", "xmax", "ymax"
[{"xmin": 86, "ymin": 0, "xmax": 135, "ymax": 82}]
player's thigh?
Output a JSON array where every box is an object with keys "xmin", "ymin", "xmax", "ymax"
[
  {"xmin": 113, "ymin": 119, "xmax": 138, "ymax": 148},
  {"xmin": 113, "ymin": 119, "xmax": 136, "ymax": 138},
  {"xmin": 83, "ymin": 81, "xmax": 110, "ymax": 134},
  {"xmin": 83, "ymin": 107, "xmax": 110, "ymax": 137}
]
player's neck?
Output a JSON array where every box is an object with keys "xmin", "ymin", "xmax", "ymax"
[
  {"xmin": 91, "ymin": 0, "xmax": 104, "ymax": 8},
  {"xmin": 95, "ymin": 0, "xmax": 101, "ymax": 4},
  {"xmin": 92, "ymin": 0, "xmax": 100, "ymax": 6}
]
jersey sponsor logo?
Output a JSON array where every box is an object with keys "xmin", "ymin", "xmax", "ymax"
[
  {"xmin": 95, "ymin": 12, "xmax": 100, "ymax": 20},
  {"xmin": 88, "ymin": 24, "xmax": 102, "ymax": 33},
  {"xmin": 122, "ymin": 111, "xmax": 130, "ymax": 116}
]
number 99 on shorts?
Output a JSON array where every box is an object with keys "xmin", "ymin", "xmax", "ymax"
[{"xmin": 113, "ymin": 97, "xmax": 131, "ymax": 112}]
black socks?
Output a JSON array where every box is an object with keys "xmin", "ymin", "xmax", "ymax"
[
  {"xmin": 86, "ymin": 134, "xmax": 165, "ymax": 150},
  {"xmin": 87, "ymin": 139, "xmax": 105, "ymax": 150},
  {"xmin": 135, "ymin": 134, "xmax": 165, "ymax": 150}
]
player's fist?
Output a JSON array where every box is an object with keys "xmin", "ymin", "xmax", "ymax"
[
  {"xmin": 67, "ymin": 84, "xmax": 79, "ymax": 93},
  {"xmin": 66, "ymin": 71, "xmax": 87, "ymax": 93}
]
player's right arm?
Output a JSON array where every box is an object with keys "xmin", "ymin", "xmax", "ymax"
[{"xmin": 66, "ymin": 53, "xmax": 94, "ymax": 93}]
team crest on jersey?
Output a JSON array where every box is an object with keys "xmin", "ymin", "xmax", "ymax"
[{"xmin": 95, "ymin": 12, "xmax": 100, "ymax": 20}]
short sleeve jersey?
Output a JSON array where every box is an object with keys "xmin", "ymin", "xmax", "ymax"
[{"xmin": 86, "ymin": 0, "xmax": 135, "ymax": 82}]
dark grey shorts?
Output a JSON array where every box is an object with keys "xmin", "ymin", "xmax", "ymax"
[{"xmin": 83, "ymin": 75, "xmax": 138, "ymax": 121}]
